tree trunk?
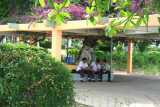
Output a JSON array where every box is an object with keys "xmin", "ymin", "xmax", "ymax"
[
  {"xmin": 0, "ymin": 36, "xmax": 5, "ymax": 43},
  {"xmin": 75, "ymin": 37, "xmax": 98, "ymax": 65}
]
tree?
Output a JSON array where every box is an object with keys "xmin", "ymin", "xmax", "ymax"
[
  {"xmin": 75, "ymin": 37, "xmax": 98, "ymax": 64},
  {"xmin": 0, "ymin": 0, "xmax": 35, "ymax": 42},
  {"xmin": 137, "ymin": 41, "xmax": 151, "ymax": 52}
]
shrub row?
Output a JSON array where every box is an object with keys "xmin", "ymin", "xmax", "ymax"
[
  {"xmin": 95, "ymin": 51, "xmax": 160, "ymax": 67},
  {"xmin": 0, "ymin": 43, "xmax": 74, "ymax": 106}
]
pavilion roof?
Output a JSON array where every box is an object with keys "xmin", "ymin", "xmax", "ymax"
[{"xmin": 0, "ymin": 14, "xmax": 159, "ymax": 41}]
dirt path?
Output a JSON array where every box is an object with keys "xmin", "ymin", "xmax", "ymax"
[{"xmin": 74, "ymin": 71, "xmax": 160, "ymax": 107}]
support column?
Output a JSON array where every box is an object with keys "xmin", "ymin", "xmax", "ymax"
[
  {"xmin": 51, "ymin": 29, "xmax": 62, "ymax": 61},
  {"xmin": 127, "ymin": 40, "xmax": 132, "ymax": 73}
]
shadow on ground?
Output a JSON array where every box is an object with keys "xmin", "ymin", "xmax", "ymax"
[{"xmin": 74, "ymin": 71, "xmax": 160, "ymax": 107}]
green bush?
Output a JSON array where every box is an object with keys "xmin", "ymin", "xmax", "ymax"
[
  {"xmin": 116, "ymin": 45, "xmax": 123, "ymax": 52},
  {"xmin": 133, "ymin": 53, "xmax": 145, "ymax": 67},
  {"xmin": 40, "ymin": 40, "xmax": 51, "ymax": 49},
  {"xmin": 112, "ymin": 52, "xmax": 127, "ymax": 65},
  {"xmin": 137, "ymin": 41, "xmax": 150, "ymax": 52},
  {"xmin": 0, "ymin": 43, "xmax": 74, "ymax": 106},
  {"xmin": 95, "ymin": 51, "xmax": 106, "ymax": 61},
  {"xmin": 68, "ymin": 48, "xmax": 79, "ymax": 57}
]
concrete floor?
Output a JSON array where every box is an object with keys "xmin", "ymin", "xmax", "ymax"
[{"xmin": 74, "ymin": 71, "xmax": 160, "ymax": 107}]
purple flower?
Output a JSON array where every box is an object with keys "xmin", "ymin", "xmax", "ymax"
[{"xmin": 69, "ymin": 46, "xmax": 74, "ymax": 48}]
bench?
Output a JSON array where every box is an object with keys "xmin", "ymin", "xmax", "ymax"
[
  {"xmin": 65, "ymin": 64, "xmax": 114, "ymax": 81},
  {"xmin": 71, "ymin": 70, "xmax": 114, "ymax": 81}
]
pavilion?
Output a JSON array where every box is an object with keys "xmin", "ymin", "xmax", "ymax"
[{"xmin": 0, "ymin": 14, "xmax": 160, "ymax": 74}]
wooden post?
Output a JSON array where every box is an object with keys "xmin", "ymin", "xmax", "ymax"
[
  {"xmin": 127, "ymin": 40, "xmax": 132, "ymax": 73},
  {"xmin": 51, "ymin": 29, "xmax": 62, "ymax": 60}
]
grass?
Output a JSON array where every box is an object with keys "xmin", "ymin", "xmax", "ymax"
[{"xmin": 112, "ymin": 62, "xmax": 160, "ymax": 75}]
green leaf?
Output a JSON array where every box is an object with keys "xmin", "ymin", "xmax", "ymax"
[
  {"xmin": 88, "ymin": 0, "xmax": 92, "ymax": 4},
  {"xmin": 114, "ymin": 6, "xmax": 122, "ymax": 10},
  {"xmin": 119, "ymin": 9, "xmax": 125, "ymax": 17},
  {"xmin": 39, "ymin": 0, "xmax": 45, "ymax": 7},
  {"xmin": 126, "ymin": 21, "xmax": 130, "ymax": 29},
  {"xmin": 105, "ymin": 0, "xmax": 110, "ymax": 10},
  {"xmin": 158, "ymin": 17, "xmax": 160, "ymax": 23},
  {"xmin": 129, "ymin": 20, "xmax": 136, "ymax": 27},
  {"xmin": 91, "ymin": 7, "xmax": 95, "ymax": 14},
  {"xmin": 48, "ymin": 10, "xmax": 56, "ymax": 20},
  {"xmin": 98, "ymin": 13, "xmax": 102, "ymax": 21},
  {"xmin": 60, "ymin": 12, "xmax": 70, "ymax": 19},
  {"xmin": 54, "ymin": 3, "xmax": 63, "ymax": 10},
  {"xmin": 86, "ymin": 7, "xmax": 90, "ymax": 14},
  {"xmin": 112, "ymin": 0, "xmax": 117, "ymax": 3},
  {"xmin": 108, "ymin": 27, "xmax": 112, "ymax": 37},
  {"xmin": 60, "ymin": 15, "xmax": 66, "ymax": 23},
  {"xmin": 123, "ymin": 21, "xmax": 130, "ymax": 32},
  {"xmin": 142, "ymin": 19, "xmax": 147, "ymax": 26},
  {"xmin": 122, "ymin": 1, "xmax": 131, "ymax": 7},
  {"xmin": 48, "ymin": 0, "xmax": 54, "ymax": 6},
  {"xmin": 90, "ymin": 16, "xmax": 96, "ymax": 25},
  {"xmin": 92, "ymin": 1, "xmax": 96, "ymax": 6},
  {"xmin": 56, "ymin": 14, "xmax": 62, "ymax": 25},
  {"xmin": 136, "ymin": 18, "xmax": 142, "ymax": 28},
  {"xmin": 72, "ymin": 0, "xmax": 79, "ymax": 4},
  {"xmin": 111, "ymin": 27, "xmax": 117, "ymax": 35},
  {"xmin": 35, "ymin": 0, "xmax": 39, "ymax": 8},
  {"xmin": 110, "ymin": 19, "xmax": 117, "ymax": 26},
  {"xmin": 65, "ymin": 0, "xmax": 70, "ymax": 7},
  {"xmin": 105, "ymin": 27, "xmax": 113, "ymax": 37}
]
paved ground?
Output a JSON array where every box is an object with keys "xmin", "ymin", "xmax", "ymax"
[{"xmin": 74, "ymin": 71, "xmax": 160, "ymax": 107}]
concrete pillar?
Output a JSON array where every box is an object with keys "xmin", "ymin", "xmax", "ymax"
[
  {"xmin": 51, "ymin": 29, "xmax": 62, "ymax": 60},
  {"xmin": 127, "ymin": 40, "xmax": 132, "ymax": 73}
]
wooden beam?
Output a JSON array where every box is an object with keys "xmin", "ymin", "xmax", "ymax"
[
  {"xmin": 51, "ymin": 29, "xmax": 62, "ymax": 60},
  {"xmin": 55, "ymin": 20, "xmax": 105, "ymax": 30},
  {"xmin": 0, "ymin": 23, "xmax": 53, "ymax": 32},
  {"xmin": 127, "ymin": 40, "xmax": 132, "ymax": 73}
]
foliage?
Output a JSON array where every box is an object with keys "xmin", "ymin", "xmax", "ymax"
[
  {"xmin": 112, "ymin": 51, "xmax": 127, "ymax": 65},
  {"xmin": 95, "ymin": 40, "xmax": 111, "ymax": 52},
  {"xmin": 95, "ymin": 51, "xmax": 106, "ymax": 62},
  {"xmin": 40, "ymin": 39, "xmax": 51, "ymax": 48},
  {"xmin": 137, "ymin": 41, "xmax": 151, "ymax": 52},
  {"xmin": 0, "ymin": 0, "xmax": 87, "ymax": 25},
  {"xmin": 0, "ymin": 0, "xmax": 33, "ymax": 18},
  {"xmin": 0, "ymin": 43, "xmax": 75, "ymax": 106},
  {"xmin": 68, "ymin": 48, "xmax": 80, "ymax": 57},
  {"xmin": 147, "ymin": 46, "xmax": 160, "ymax": 52},
  {"xmin": 71, "ymin": 40, "xmax": 82, "ymax": 50},
  {"xmin": 117, "ymin": 45, "xmax": 123, "ymax": 52}
]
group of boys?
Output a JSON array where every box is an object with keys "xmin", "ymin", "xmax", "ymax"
[{"xmin": 76, "ymin": 58, "xmax": 112, "ymax": 82}]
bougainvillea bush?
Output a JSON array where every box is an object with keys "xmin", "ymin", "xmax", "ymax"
[{"xmin": 0, "ymin": 43, "xmax": 75, "ymax": 106}]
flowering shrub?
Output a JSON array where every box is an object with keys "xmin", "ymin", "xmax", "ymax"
[
  {"xmin": 0, "ymin": 43, "xmax": 74, "ymax": 106},
  {"xmin": 0, "ymin": 1, "xmax": 88, "ymax": 25}
]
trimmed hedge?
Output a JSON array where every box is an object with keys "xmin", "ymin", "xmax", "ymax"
[{"xmin": 0, "ymin": 43, "xmax": 74, "ymax": 106}]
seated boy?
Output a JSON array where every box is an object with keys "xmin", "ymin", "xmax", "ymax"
[
  {"xmin": 76, "ymin": 58, "xmax": 91, "ymax": 82},
  {"xmin": 90, "ymin": 59, "xmax": 101, "ymax": 82},
  {"xmin": 101, "ymin": 60, "xmax": 112, "ymax": 82}
]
